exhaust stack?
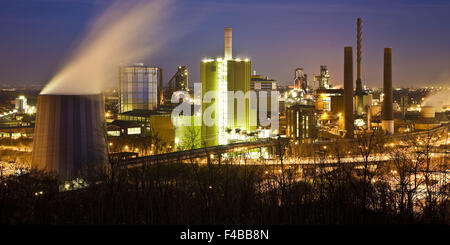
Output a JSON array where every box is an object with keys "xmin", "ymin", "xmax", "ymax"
[
  {"xmin": 382, "ymin": 48, "xmax": 394, "ymax": 134},
  {"xmin": 356, "ymin": 18, "xmax": 364, "ymax": 115},
  {"xmin": 344, "ymin": 47, "xmax": 354, "ymax": 138},
  {"xmin": 224, "ymin": 27, "xmax": 232, "ymax": 60}
]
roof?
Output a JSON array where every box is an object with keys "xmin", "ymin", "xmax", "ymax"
[
  {"xmin": 119, "ymin": 109, "xmax": 169, "ymax": 117},
  {"xmin": 111, "ymin": 120, "xmax": 141, "ymax": 128}
]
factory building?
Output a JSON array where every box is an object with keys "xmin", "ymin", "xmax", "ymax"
[
  {"xmin": 314, "ymin": 65, "xmax": 330, "ymax": 89},
  {"xmin": 250, "ymin": 74, "xmax": 278, "ymax": 128},
  {"xmin": 286, "ymin": 104, "xmax": 317, "ymax": 140},
  {"xmin": 316, "ymin": 88, "xmax": 343, "ymax": 112},
  {"xmin": 166, "ymin": 66, "xmax": 189, "ymax": 103},
  {"xmin": 201, "ymin": 28, "xmax": 255, "ymax": 147},
  {"xmin": 119, "ymin": 63, "xmax": 162, "ymax": 113},
  {"xmin": 293, "ymin": 68, "xmax": 307, "ymax": 91}
]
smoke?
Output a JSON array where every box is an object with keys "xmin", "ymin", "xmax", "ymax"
[
  {"xmin": 41, "ymin": 0, "xmax": 175, "ymax": 95},
  {"xmin": 422, "ymin": 90, "xmax": 450, "ymax": 111}
]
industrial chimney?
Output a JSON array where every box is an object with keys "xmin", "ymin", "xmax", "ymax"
[
  {"xmin": 32, "ymin": 94, "xmax": 108, "ymax": 180},
  {"xmin": 224, "ymin": 27, "xmax": 232, "ymax": 60},
  {"xmin": 344, "ymin": 47, "xmax": 354, "ymax": 138},
  {"xmin": 356, "ymin": 18, "xmax": 364, "ymax": 115},
  {"xmin": 382, "ymin": 48, "xmax": 394, "ymax": 134}
]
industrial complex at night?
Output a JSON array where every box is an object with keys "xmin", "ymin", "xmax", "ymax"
[{"xmin": 0, "ymin": 0, "xmax": 449, "ymax": 231}]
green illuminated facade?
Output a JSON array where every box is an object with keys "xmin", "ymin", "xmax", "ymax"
[{"xmin": 201, "ymin": 58, "xmax": 254, "ymax": 147}]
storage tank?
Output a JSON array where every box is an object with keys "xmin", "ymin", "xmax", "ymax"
[
  {"xmin": 31, "ymin": 94, "xmax": 108, "ymax": 180},
  {"xmin": 421, "ymin": 106, "xmax": 435, "ymax": 118}
]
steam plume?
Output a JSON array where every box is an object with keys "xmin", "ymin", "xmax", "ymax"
[
  {"xmin": 422, "ymin": 90, "xmax": 450, "ymax": 111},
  {"xmin": 41, "ymin": 0, "xmax": 174, "ymax": 95}
]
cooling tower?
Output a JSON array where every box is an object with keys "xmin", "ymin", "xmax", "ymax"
[
  {"xmin": 344, "ymin": 47, "xmax": 354, "ymax": 139},
  {"xmin": 32, "ymin": 94, "xmax": 108, "ymax": 180},
  {"xmin": 382, "ymin": 48, "xmax": 394, "ymax": 134}
]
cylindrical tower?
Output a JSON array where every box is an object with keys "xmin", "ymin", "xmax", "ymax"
[
  {"xmin": 356, "ymin": 18, "xmax": 364, "ymax": 115},
  {"xmin": 344, "ymin": 47, "xmax": 354, "ymax": 138},
  {"xmin": 32, "ymin": 94, "xmax": 108, "ymax": 180},
  {"xmin": 382, "ymin": 48, "xmax": 394, "ymax": 134},
  {"xmin": 224, "ymin": 27, "xmax": 232, "ymax": 60},
  {"xmin": 356, "ymin": 18, "xmax": 362, "ymax": 83}
]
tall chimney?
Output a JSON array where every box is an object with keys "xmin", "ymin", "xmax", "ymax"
[
  {"xmin": 382, "ymin": 48, "xmax": 394, "ymax": 134},
  {"xmin": 356, "ymin": 18, "xmax": 362, "ymax": 85},
  {"xmin": 158, "ymin": 68, "xmax": 163, "ymax": 106},
  {"xmin": 355, "ymin": 18, "xmax": 364, "ymax": 115},
  {"xmin": 224, "ymin": 27, "xmax": 232, "ymax": 60},
  {"xmin": 344, "ymin": 47, "xmax": 354, "ymax": 139}
]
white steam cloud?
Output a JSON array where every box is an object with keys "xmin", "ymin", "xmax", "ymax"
[
  {"xmin": 41, "ymin": 0, "xmax": 174, "ymax": 95},
  {"xmin": 422, "ymin": 90, "xmax": 450, "ymax": 111}
]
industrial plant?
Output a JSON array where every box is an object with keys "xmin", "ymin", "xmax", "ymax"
[{"xmin": 0, "ymin": 0, "xmax": 449, "ymax": 227}]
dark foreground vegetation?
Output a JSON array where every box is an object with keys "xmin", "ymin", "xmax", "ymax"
[{"xmin": 0, "ymin": 157, "xmax": 448, "ymax": 224}]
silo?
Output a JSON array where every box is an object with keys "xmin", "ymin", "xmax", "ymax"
[{"xmin": 32, "ymin": 94, "xmax": 108, "ymax": 180}]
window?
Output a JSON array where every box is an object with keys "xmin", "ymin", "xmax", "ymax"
[{"xmin": 127, "ymin": 127, "xmax": 141, "ymax": 135}]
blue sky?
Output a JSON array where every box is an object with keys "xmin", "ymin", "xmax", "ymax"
[{"xmin": 0, "ymin": 0, "xmax": 449, "ymax": 88}]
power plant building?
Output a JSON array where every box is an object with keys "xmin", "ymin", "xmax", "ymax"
[
  {"xmin": 251, "ymin": 74, "xmax": 278, "ymax": 128},
  {"xmin": 201, "ymin": 28, "xmax": 255, "ymax": 146},
  {"xmin": 294, "ymin": 68, "xmax": 307, "ymax": 91},
  {"xmin": 119, "ymin": 64, "xmax": 161, "ymax": 113},
  {"xmin": 286, "ymin": 104, "xmax": 317, "ymax": 140},
  {"xmin": 314, "ymin": 66, "xmax": 330, "ymax": 89}
]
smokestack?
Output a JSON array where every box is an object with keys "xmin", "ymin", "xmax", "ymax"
[
  {"xmin": 344, "ymin": 47, "xmax": 354, "ymax": 138},
  {"xmin": 356, "ymin": 18, "xmax": 362, "ymax": 85},
  {"xmin": 32, "ymin": 94, "xmax": 108, "ymax": 180},
  {"xmin": 367, "ymin": 105, "xmax": 372, "ymax": 131},
  {"xmin": 158, "ymin": 68, "xmax": 163, "ymax": 106},
  {"xmin": 382, "ymin": 48, "xmax": 394, "ymax": 134},
  {"xmin": 224, "ymin": 27, "xmax": 232, "ymax": 60},
  {"xmin": 356, "ymin": 18, "xmax": 364, "ymax": 115}
]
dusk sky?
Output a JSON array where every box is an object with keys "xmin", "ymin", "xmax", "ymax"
[{"xmin": 1, "ymin": 0, "xmax": 449, "ymax": 88}]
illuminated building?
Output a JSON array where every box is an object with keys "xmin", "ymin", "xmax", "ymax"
[
  {"xmin": 293, "ymin": 68, "xmax": 307, "ymax": 91},
  {"xmin": 286, "ymin": 104, "xmax": 317, "ymax": 140},
  {"xmin": 174, "ymin": 66, "xmax": 189, "ymax": 91},
  {"xmin": 315, "ymin": 88, "xmax": 343, "ymax": 112},
  {"xmin": 166, "ymin": 66, "xmax": 189, "ymax": 103},
  {"xmin": 15, "ymin": 96, "xmax": 28, "ymax": 113},
  {"xmin": 251, "ymin": 74, "xmax": 278, "ymax": 128},
  {"xmin": 314, "ymin": 65, "xmax": 330, "ymax": 89},
  {"xmin": 201, "ymin": 28, "xmax": 254, "ymax": 147},
  {"xmin": 119, "ymin": 63, "xmax": 162, "ymax": 113}
]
